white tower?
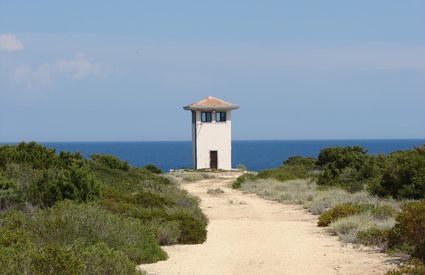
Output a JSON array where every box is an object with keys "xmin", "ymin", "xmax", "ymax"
[{"xmin": 184, "ymin": 96, "xmax": 239, "ymax": 170}]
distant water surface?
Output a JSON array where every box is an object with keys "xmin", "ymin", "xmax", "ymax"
[{"xmin": 30, "ymin": 139, "xmax": 425, "ymax": 172}]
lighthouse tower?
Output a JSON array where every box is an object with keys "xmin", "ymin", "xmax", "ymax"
[{"xmin": 183, "ymin": 96, "xmax": 239, "ymax": 170}]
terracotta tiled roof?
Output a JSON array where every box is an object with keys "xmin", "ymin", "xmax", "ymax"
[{"xmin": 184, "ymin": 96, "xmax": 238, "ymax": 110}]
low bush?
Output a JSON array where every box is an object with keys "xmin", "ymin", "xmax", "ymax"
[
  {"xmin": 387, "ymin": 259, "xmax": 425, "ymax": 275},
  {"xmin": 388, "ymin": 200, "xmax": 425, "ymax": 262},
  {"xmin": 78, "ymin": 242, "xmax": 142, "ymax": 275},
  {"xmin": 31, "ymin": 244, "xmax": 84, "ymax": 275},
  {"xmin": 168, "ymin": 210, "xmax": 207, "ymax": 244},
  {"xmin": 207, "ymin": 188, "xmax": 224, "ymax": 195},
  {"xmin": 2, "ymin": 201, "xmax": 167, "ymax": 264},
  {"xmin": 232, "ymin": 173, "xmax": 256, "ymax": 189},
  {"xmin": 372, "ymin": 149, "xmax": 425, "ymax": 199},
  {"xmin": 256, "ymin": 164, "xmax": 312, "ymax": 182},
  {"xmin": 318, "ymin": 204, "xmax": 359, "ymax": 227},
  {"xmin": 371, "ymin": 205, "xmax": 397, "ymax": 220},
  {"xmin": 328, "ymin": 213, "xmax": 395, "ymax": 244},
  {"xmin": 143, "ymin": 164, "xmax": 162, "ymax": 174},
  {"xmin": 91, "ymin": 154, "xmax": 130, "ymax": 171},
  {"xmin": 0, "ymin": 142, "xmax": 209, "ymax": 273},
  {"xmin": 356, "ymin": 227, "xmax": 389, "ymax": 248},
  {"xmin": 155, "ymin": 221, "xmax": 181, "ymax": 246},
  {"xmin": 283, "ymin": 156, "xmax": 317, "ymax": 168},
  {"xmin": 181, "ymin": 173, "xmax": 205, "ymax": 182},
  {"xmin": 0, "ymin": 143, "xmax": 100, "ymax": 209}
]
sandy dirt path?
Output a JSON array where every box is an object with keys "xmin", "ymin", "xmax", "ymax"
[{"xmin": 139, "ymin": 173, "xmax": 395, "ymax": 275}]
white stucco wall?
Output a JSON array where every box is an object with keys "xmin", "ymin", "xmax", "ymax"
[{"xmin": 193, "ymin": 110, "xmax": 232, "ymax": 170}]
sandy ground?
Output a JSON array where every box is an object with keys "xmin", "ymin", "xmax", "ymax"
[{"xmin": 139, "ymin": 173, "xmax": 396, "ymax": 275}]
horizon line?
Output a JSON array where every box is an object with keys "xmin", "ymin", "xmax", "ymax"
[{"xmin": 1, "ymin": 138, "xmax": 425, "ymax": 144}]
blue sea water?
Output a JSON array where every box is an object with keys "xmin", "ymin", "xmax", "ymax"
[{"xmin": 34, "ymin": 139, "xmax": 425, "ymax": 172}]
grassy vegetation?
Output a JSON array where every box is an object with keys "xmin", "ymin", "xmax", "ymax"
[
  {"xmin": 0, "ymin": 142, "xmax": 208, "ymax": 274},
  {"xmin": 234, "ymin": 145, "xmax": 425, "ymax": 274},
  {"xmin": 207, "ymin": 188, "xmax": 224, "ymax": 195}
]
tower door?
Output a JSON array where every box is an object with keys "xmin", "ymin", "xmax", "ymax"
[{"xmin": 210, "ymin": 151, "xmax": 218, "ymax": 169}]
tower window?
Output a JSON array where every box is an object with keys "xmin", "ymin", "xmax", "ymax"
[
  {"xmin": 216, "ymin": 112, "xmax": 227, "ymax": 122},
  {"xmin": 201, "ymin": 112, "xmax": 212, "ymax": 122}
]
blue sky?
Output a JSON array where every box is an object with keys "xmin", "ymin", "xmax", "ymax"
[{"xmin": 1, "ymin": 0, "xmax": 424, "ymax": 141}]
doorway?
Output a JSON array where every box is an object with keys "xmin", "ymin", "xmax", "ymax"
[{"xmin": 210, "ymin": 151, "xmax": 218, "ymax": 169}]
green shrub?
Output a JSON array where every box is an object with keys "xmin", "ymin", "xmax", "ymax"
[
  {"xmin": 30, "ymin": 201, "xmax": 167, "ymax": 264},
  {"xmin": 373, "ymin": 150, "xmax": 425, "ymax": 199},
  {"xmin": 283, "ymin": 156, "xmax": 317, "ymax": 168},
  {"xmin": 26, "ymin": 163, "xmax": 100, "ymax": 208},
  {"xmin": 91, "ymin": 154, "xmax": 130, "ymax": 171},
  {"xmin": 389, "ymin": 200, "xmax": 425, "ymax": 261},
  {"xmin": 78, "ymin": 242, "xmax": 142, "ymax": 275},
  {"xmin": 207, "ymin": 188, "xmax": 224, "ymax": 195},
  {"xmin": 316, "ymin": 146, "xmax": 381, "ymax": 192},
  {"xmin": 0, "ymin": 143, "xmax": 100, "ymax": 209},
  {"xmin": 318, "ymin": 203, "xmax": 359, "ymax": 227},
  {"xmin": 387, "ymin": 259, "xmax": 425, "ymax": 275},
  {"xmin": 356, "ymin": 227, "xmax": 389, "ymax": 247},
  {"xmin": 155, "ymin": 221, "xmax": 181, "ymax": 246},
  {"xmin": 31, "ymin": 244, "xmax": 85, "ymax": 275},
  {"xmin": 232, "ymin": 173, "xmax": 256, "ymax": 189},
  {"xmin": 257, "ymin": 164, "xmax": 312, "ymax": 182},
  {"xmin": 143, "ymin": 164, "xmax": 162, "ymax": 174},
  {"xmin": 371, "ymin": 205, "xmax": 397, "ymax": 220},
  {"xmin": 0, "ymin": 142, "xmax": 209, "ymax": 272},
  {"xmin": 0, "ymin": 142, "xmax": 58, "ymax": 170},
  {"xmin": 169, "ymin": 211, "xmax": 207, "ymax": 244},
  {"xmin": 133, "ymin": 190, "xmax": 174, "ymax": 208}
]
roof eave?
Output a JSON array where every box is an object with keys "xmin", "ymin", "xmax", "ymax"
[{"xmin": 183, "ymin": 105, "xmax": 239, "ymax": 111}]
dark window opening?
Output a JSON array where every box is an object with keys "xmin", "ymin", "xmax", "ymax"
[
  {"xmin": 216, "ymin": 112, "xmax": 227, "ymax": 122},
  {"xmin": 201, "ymin": 112, "xmax": 212, "ymax": 122}
]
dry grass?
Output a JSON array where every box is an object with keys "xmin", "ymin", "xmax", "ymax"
[
  {"xmin": 328, "ymin": 213, "xmax": 395, "ymax": 244},
  {"xmin": 170, "ymin": 170, "xmax": 217, "ymax": 182},
  {"xmin": 240, "ymin": 178, "xmax": 400, "ymax": 245}
]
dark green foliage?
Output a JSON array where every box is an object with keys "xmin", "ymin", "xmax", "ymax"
[
  {"xmin": 31, "ymin": 244, "xmax": 85, "ymax": 275},
  {"xmin": 78, "ymin": 242, "xmax": 142, "ymax": 275},
  {"xmin": 0, "ymin": 227, "xmax": 34, "ymax": 275},
  {"xmin": 27, "ymin": 163, "xmax": 99, "ymax": 208},
  {"xmin": 0, "ymin": 142, "xmax": 208, "ymax": 273},
  {"xmin": 256, "ymin": 164, "xmax": 312, "ymax": 182},
  {"xmin": 233, "ymin": 156, "xmax": 317, "ymax": 188},
  {"xmin": 283, "ymin": 156, "xmax": 317, "ymax": 168},
  {"xmin": 143, "ymin": 164, "xmax": 163, "ymax": 174},
  {"xmin": 169, "ymin": 211, "xmax": 207, "ymax": 244},
  {"xmin": 317, "ymin": 203, "xmax": 359, "ymax": 227},
  {"xmin": 317, "ymin": 146, "xmax": 367, "ymax": 167},
  {"xmin": 134, "ymin": 190, "xmax": 174, "ymax": 208},
  {"xmin": 91, "ymin": 154, "xmax": 130, "ymax": 171},
  {"xmin": 317, "ymin": 146, "xmax": 377, "ymax": 192},
  {"xmin": 356, "ymin": 227, "xmax": 389, "ymax": 247},
  {"xmin": 29, "ymin": 201, "xmax": 167, "ymax": 263},
  {"xmin": 92, "ymin": 159, "xmax": 207, "ymax": 247},
  {"xmin": 0, "ymin": 142, "xmax": 100, "ymax": 209},
  {"xmin": 0, "ymin": 142, "xmax": 58, "ymax": 170},
  {"xmin": 388, "ymin": 200, "xmax": 425, "ymax": 262},
  {"xmin": 232, "ymin": 173, "xmax": 256, "ymax": 189},
  {"xmin": 371, "ymin": 149, "xmax": 425, "ymax": 199}
]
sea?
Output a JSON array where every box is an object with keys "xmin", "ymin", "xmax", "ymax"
[{"xmin": 28, "ymin": 139, "xmax": 425, "ymax": 172}]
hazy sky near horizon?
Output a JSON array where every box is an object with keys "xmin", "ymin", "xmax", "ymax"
[{"xmin": 1, "ymin": 1, "xmax": 425, "ymax": 142}]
